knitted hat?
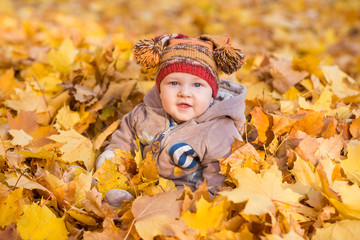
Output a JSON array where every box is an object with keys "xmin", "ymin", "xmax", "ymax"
[{"xmin": 133, "ymin": 34, "xmax": 245, "ymax": 98}]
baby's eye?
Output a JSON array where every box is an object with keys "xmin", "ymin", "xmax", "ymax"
[
  {"xmin": 194, "ymin": 83, "xmax": 201, "ymax": 87},
  {"xmin": 170, "ymin": 81, "xmax": 178, "ymax": 86}
]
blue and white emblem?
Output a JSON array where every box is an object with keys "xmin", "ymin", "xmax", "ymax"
[{"xmin": 169, "ymin": 142, "xmax": 199, "ymax": 169}]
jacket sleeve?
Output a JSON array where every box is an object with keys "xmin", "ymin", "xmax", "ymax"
[
  {"xmin": 198, "ymin": 118, "xmax": 241, "ymax": 195},
  {"xmin": 105, "ymin": 104, "xmax": 143, "ymax": 155}
]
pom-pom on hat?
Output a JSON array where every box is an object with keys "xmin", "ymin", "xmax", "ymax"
[{"xmin": 133, "ymin": 34, "xmax": 245, "ymax": 98}]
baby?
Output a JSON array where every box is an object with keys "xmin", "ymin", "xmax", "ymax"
[{"xmin": 96, "ymin": 34, "xmax": 246, "ymax": 206}]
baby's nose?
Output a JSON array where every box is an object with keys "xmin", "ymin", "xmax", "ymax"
[{"xmin": 178, "ymin": 85, "xmax": 191, "ymax": 97}]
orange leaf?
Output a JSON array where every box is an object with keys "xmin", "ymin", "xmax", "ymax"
[
  {"xmin": 250, "ymin": 107, "xmax": 273, "ymax": 145},
  {"xmin": 350, "ymin": 117, "xmax": 360, "ymax": 139},
  {"xmin": 293, "ymin": 111, "xmax": 324, "ymax": 136}
]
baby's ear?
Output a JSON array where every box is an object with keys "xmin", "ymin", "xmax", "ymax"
[
  {"xmin": 133, "ymin": 38, "xmax": 163, "ymax": 68},
  {"xmin": 200, "ymin": 34, "xmax": 246, "ymax": 75}
]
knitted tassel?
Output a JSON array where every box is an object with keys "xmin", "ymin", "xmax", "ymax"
[
  {"xmin": 213, "ymin": 44, "xmax": 245, "ymax": 74},
  {"xmin": 133, "ymin": 38, "xmax": 162, "ymax": 68}
]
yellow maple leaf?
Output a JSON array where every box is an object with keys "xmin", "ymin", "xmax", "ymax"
[
  {"xmin": 327, "ymin": 182, "xmax": 360, "ymax": 220},
  {"xmin": 17, "ymin": 203, "xmax": 69, "ymax": 240},
  {"xmin": 180, "ymin": 197, "xmax": 225, "ymax": 236},
  {"xmin": 5, "ymin": 83, "xmax": 48, "ymax": 113},
  {"xmin": 321, "ymin": 65, "xmax": 360, "ymax": 102},
  {"xmin": 93, "ymin": 158, "xmax": 128, "ymax": 194},
  {"xmin": 299, "ymin": 85, "xmax": 333, "ymax": 112},
  {"xmin": 8, "ymin": 129, "xmax": 33, "ymax": 147},
  {"xmin": 0, "ymin": 187, "xmax": 23, "ymax": 227},
  {"xmin": 55, "ymin": 105, "xmax": 81, "ymax": 130},
  {"xmin": 313, "ymin": 220, "xmax": 360, "ymax": 240},
  {"xmin": 282, "ymin": 86, "xmax": 301, "ymax": 101},
  {"xmin": 220, "ymin": 166, "xmax": 302, "ymax": 215},
  {"xmin": 291, "ymin": 155, "xmax": 322, "ymax": 192},
  {"xmin": 0, "ymin": 68, "xmax": 18, "ymax": 97},
  {"xmin": 292, "ymin": 55, "xmax": 323, "ymax": 78},
  {"xmin": 48, "ymin": 128, "xmax": 95, "ymax": 171},
  {"xmin": 48, "ymin": 38, "xmax": 78, "ymax": 74},
  {"xmin": 30, "ymin": 74, "xmax": 64, "ymax": 96},
  {"xmin": 341, "ymin": 140, "xmax": 360, "ymax": 185}
]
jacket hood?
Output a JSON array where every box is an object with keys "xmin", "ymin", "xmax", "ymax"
[
  {"xmin": 143, "ymin": 79, "xmax": 247, "ymax": 132},
  {"xmin": 197, "ymin": 79, "xmax": 247, "ymax": 133}
]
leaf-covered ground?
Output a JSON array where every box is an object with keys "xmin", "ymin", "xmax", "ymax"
[{"xmin": 1, "ymin": 0, "xmax": 360, "ymax": 239}]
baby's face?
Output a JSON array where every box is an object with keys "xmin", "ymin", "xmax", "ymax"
[{"xmin": 159, "ymin": 72, "xmax": 213, "ymax": 123}]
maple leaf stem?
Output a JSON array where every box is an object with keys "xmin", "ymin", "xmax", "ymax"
[
  {"xmin": 124, "ymin": 218, "xmax": 136, "ymax": 240},
  {"xmin": 14, "ymin": 169, "xmax": 29, "ymax": 189},
  {"xmin": 40, "ymin": 192, "xmax": 54, "ymax": 207},
  {"xmin": 272, "ymin": 199, "xmax": 301, "ymax": 209},
  {"xmin": 207, "ymin": 229, "xmax": 220, "ymax": 239}
]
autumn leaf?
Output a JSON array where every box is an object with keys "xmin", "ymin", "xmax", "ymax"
[
  {"xmin": 93, "ymin": 158, "xmax": 129, "ymax": 194},
  {"xmin": 48, "ymin": 38, "xmax": 78, "ymax": 74},
  {"xmin": 313, "ymin": 220, "xmax": 360, "ymax": 240},
  {"xmin": 1, "ymin": 1, "xmax": 360, "ymax": 239},
  {"xmin": 269, "ymin": 58, "xmax": 308, "ymax": 94},
  {"xmin": 8, "ymin": 129, "xmax": 33, "ymax": 147},
  {"xmin": 180, "ymin": 197, "xmax": 226, "ymax": 236},
  {"xmin": 17, "ymin": 203, "xmax": 69, "ymax": 240},
  {"xmin": 250, "ymin": 107, "xmax": 274, "ymax": 145},
  {"xmin": 131, "ymin": 190, "xmax": 185, "ymax": 240},
  {"xmin": 83, "ymin": 218, "xmax": 127, "ymax": 239},
  {"xmin": 298, "ymin": 86, "xmax": 333, "ymax": 112},
  {"xmin": 220, "ymin": 166, "xmax": 302, "ymax": 215},
  {"xmin": 341, "ymin": 140, "xmax": 360, "ymax": 185},
  {"xmin": 48, "ymin": 128, "xmax": 95, "ymax": 171},
  {"xmin": 0, "ymin": 188, "xmax": 23, "ymax": 228}
]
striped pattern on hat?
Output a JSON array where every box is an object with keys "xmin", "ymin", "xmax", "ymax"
[{"xmin": 156, "ymin": 38, "xmax": 219, "ymax": 98}]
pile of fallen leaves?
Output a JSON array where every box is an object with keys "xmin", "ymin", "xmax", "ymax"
[{"xmin": 1, "ymin": 0, "xmax": 360, "ymax": 239}]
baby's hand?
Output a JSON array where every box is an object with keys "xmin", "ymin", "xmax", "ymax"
[{"xmin": 96, "ymin": 149, "xmax": 115, "ymax": 170}]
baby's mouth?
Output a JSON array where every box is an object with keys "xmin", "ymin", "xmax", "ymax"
[{"xmin": 177, "ymin": 103, "xmax": 192, "ymax": 110}]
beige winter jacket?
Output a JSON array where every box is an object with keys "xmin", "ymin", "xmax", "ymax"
[{"xmin": 106, "ymin": 79, "xmax": 247, "ymax": 194}]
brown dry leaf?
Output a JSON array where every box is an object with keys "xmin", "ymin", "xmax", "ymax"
[
  {"xmin": 93, "ymin": 119, "xmax": 120, "ymax": 150},
  {"xmin": 316, "ymin": 135, "xmax": 345, "ymax": 161},
  {"xmin": 131, "ymin": 190, "xmax": 183, "ymax": 240},
  {"xmin": 88, "ymin": 80, "xmax": 136, "ymax": 112},
  {"xmin": 82, "ymin": 187, "xmax": 106, "ymax": 219},
  {"xmin": 269, "ymin": 58, "xmax": 308, "ymax": 94},
  {"xmin": 286, "ymin": 131, "xmax": 320, "ymax": 165},
  {"xmin": 83, "ymin": 218, "xmax": 127, "ymax": 240},
  {"xmin": 7, "ymin": 111, "xmax": 37, "ymax": 134},
  {"xmin": 0, "ymin": 222, "xmax": 22, "ymax": 240}
]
